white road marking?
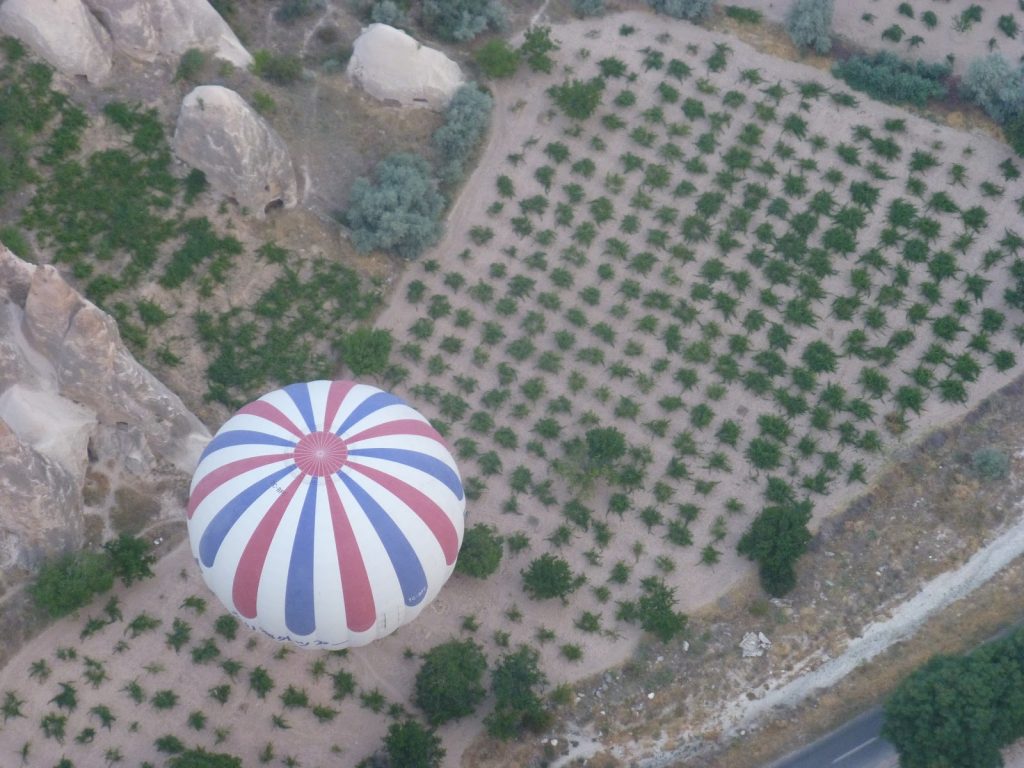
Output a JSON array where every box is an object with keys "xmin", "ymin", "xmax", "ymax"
[{"xmin": 832, "ymin": 737, "xmax": 879, "ymax": 764}]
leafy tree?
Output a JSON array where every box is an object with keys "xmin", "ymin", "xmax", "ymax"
[
  {"xmin": 572, "ymin": 0, "xmax": 605, "ymax": 17},
  {"xmin": 31, "ymin": 552, "xmax": 114, "ymax": 617},
  {"xmin": 338, "ymin": 327, "xmax": 392, "ymax": 377},
  {"xmin": 422, "ymin": 0, "xmax": 505, "ymax": 42},
  {"xmin": 455, "ymin": 524, "xmax": 503, "ymax": 578},
  {"xmin": 786, "ymin": 0, "xmax": 833, "ymax": 54},
  {"xmin": 103, "ymin": 535, "xmax": 155, "ymax": 586},
  {"xmin": 345, "ymin": 153, "xmax": 445, "ymax": 260},
  {"xmin": 962, "ymin": 54, "xmax": 1024, "ymax": 124},
  {"xmin": 414, "ymin": 639, "xmax": 487, "ymax": 725},
  {"xmin": 585, "ymin": 426, "xmax": 626, "ymax": 470},
  {"xmin": 520, "ymin": 26, "xmax": 559, "ymax": 74},
  {"xmin": 475, "ymin": 40, "xmax": 520, "ymax": 78},
  {"xmin": 485, "ymin": 646, "xmax": 551, "ymax": 739},
  {"xmin": 433, "ymin": 84, "xmax": 493, "ymax": 182},
  {"xmin": 620, "ymin": 576, "xmax": 688, "ymax": 642},
  {"xmin": 883, "ymin": 654, "xmax": 1015, "ymax": 768},
  {"xmin": 383, "ymin": 719, "xmax": 445, "ymax": 768},
  {"xmin": 168, "ymin": 749, "xmax": 243, "ymax": 768},
  {"xmin": 548, "ymin": 78, "xmax": 605, "ymax": 121},
  {"xmin": 737, "ymin": 501, "xmax": 812, "ymax": 596},
  {"xmin": 521, "ymin": 554, "xmax": 584, "ymax": 601},
  {"xmin": 646, "ymin": 0, "xmax": 714, "ymax": 20}
]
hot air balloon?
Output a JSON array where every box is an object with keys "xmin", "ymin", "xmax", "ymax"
[{"xmin": 186, "ymin": 380, "xmax": 465, "ymax": 648}]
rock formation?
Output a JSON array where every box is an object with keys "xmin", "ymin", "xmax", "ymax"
[
  {"xmin": 0, "ymin": 0, "xmax": 113, "ymax": 84},
  {"xmin": 82, "ymin": 0, "xmax": 252, "ymax": 67},
  {"xmin": 740, "ymin": 631, "xmax": 772, "ymax": 658},
  {"xmin": 347, "ymin": 24, "xmax": 465, "ymax": 109},
  {"xmin": 0, "ymin": 245, "xmax": 210, "ymax": 579},
  {"xmin": 172, "ymin": 85, "xmax": 299, "ymax": 216}
]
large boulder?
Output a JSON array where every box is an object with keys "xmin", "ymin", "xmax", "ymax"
[
  {"xmin": 172, "ymin": 85, "xmax": 299, "ymax": 216},
  {"xmin": 0, "ymin": 0, "xmax": 113, "ymax": 84},
  {"xmin": 347, "ymin": 24, "xmax": 464, "ymax": 109},
  {"xmin": 0, "ymin": 244, "xmax": 211, "ymax": 577},
  {"xmin": 82, "ymin": 0, "xmax": 252, "ymax": 67}
]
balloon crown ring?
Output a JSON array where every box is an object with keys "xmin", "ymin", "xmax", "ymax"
[{"xmin": 293, "ymin": 431, "xmax": 348, "ymax": 476}]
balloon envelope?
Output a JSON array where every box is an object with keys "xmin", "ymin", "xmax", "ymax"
[{"xmin": 187, "ymin": 380, "xmax": 465, "ymax": 647}]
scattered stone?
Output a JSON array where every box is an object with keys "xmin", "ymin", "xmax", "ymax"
[
  {"xmin": 740, "ymin": 631, "xmax": 772, "ymax": 657},
  {"xmin": 347, "ymin": 24, "xmax": 465, "ymax": 109},
  {"xmin": 172, "ymin": 85, "xmax": 298, "ymax": 217}
]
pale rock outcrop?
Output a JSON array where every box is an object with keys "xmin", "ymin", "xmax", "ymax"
[
  {"xmin": 172, "ymin": 85, "xmax": 298, "ymax": 216},
  {"xmin": 0, "ymin": 420, "xmax": 83, "ymax": 573},
  {"xmin": 0, "ymin": 245, "xmax": 211, "ymax": 574},
  {"xmin": 82, "ymin": 0, "xmax": 252, "ymax": 67},
  {"xmin": 347, "ymin": 24, "xmax": 464, "ymax": 109},
  {"xmin": 740, "ymin": 631, "xmax": 773, "ymax": 658},
  {"xmin": 0, "ymin": 0, "xmax": 113, "ymax": 84}
]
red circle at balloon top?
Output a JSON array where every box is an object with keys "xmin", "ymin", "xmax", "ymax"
[{"xmin": 186, "ymin": 380, "xmax": 466, "ymax": 648}]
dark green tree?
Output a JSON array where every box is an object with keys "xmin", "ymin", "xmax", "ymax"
[
  {"xmin": 736, "ymin": 501, "xmax": 812, "ymax": 596},
  {"xmin": 485, "ymin": 646, "xmax": 551, "ymax": 739},
  {"xmin": 338, "ymin": 327, "xmax": 392, "ymax": 377},
  {"xmin": 455, "ymin": 524, "xmax": 503, "ymax": 579},
  {"xmin": 31, "ymin": 552, "xmax": 114, "ymax": 617},
  {"xmin": 421, "ymin": 0, "xmax": 505, "ymax": 42},
  {"xmin": 519, "ymin": 26, "xmax": 559, "ymax": 73},
  {"xmin": 433, "ymin": 84, "xmax": 493, "ymax": 182},
  {"xmin": 521, "ymin": 554, "xmax": 584, "ymax": 601},
  {"xmin": 103, "ymin": 535, "xmax": 155, "ymax": 586},
  {"xmin": 475, "ymin": 40, "xmax": 520, "ymax": 78},
  {"xmin": 414, "ymin": 639, "xmax": 488, "ymax": 725},
  {"xmin": 383, "ymin": 719, "xmax": 445, "ymax": 768},
  {"xmin": 548, "ymin": 78, "xmax": 605, "ymax": 121}
]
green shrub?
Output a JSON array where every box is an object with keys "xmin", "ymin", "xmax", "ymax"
[
  {"xmin": 485, "ymin": 646, "xmax": 551, "ymax": 739},
  {"xmin": 275, "ymin": 0, "xmax": 323, "ymax": 23},
  {"xmin": 434, "ymin": 84, "xmax": 493, "ymax": 183},
  {"xmin": 345, "ymin": 153, "xmax": 445, "ymax": 259},
  {"xmin": 724, "ymin": 5, "xmax": 761, "ymax": 23},
  {"xmin": 831, "ymin": 52, "xmax": 948, "ymax": 107},
  {"xmin": 422, "ymin": 0, "xmax": 506, "ymax": 42},
  {"xmin": 250, "ymin": 50, "xmax": 303, "ymax": 84},
  {"xmin": 548, "ymin": 78, "xmax": 605, "ymax": 121},
  {"xmin": 520, "ymin": 26, "xmax": 559, "ymax": 74},
  {"xmin": 175, "ymin": 48, "xmax": 207, "ymax": 83},
  {"xmin": 369, "ymin": 0, "xmax": 406, "ymax": 25},
  {"xmin": 475, "ymin": 39, "xmax": 520, "ymax": 78},
  {"xmin": 31, "ymin": 551, "xmax": 114, "ymax": 618},
  {"xmin": 962, "ymin": 54, "xmax": 1024, "ymax": 124},
  {"xmin": 337, "ymin": 327, "xmax": 392, "ymax": 376},
  {"xmin": 786, "ymin": 0, "xmax": 833, "ymax": 54},
  {"xmin": 572, "ymin": 0, "xmax": 606, "ymax": 17},
  {"xmin": 414, "ymin": 639, "xmax": 488, "ymax": 724},
  {"xmin": 521, "ymin": 553, "xmax": 584, "ymax": 601},
  {"xmin": 971, "ymin": 447, "xmax": 1010, "ymax": 480},
  {"xmin": 0, "ymin": 226, "xmax": 32, "ymax": 259},
  {"xmin": 103, "ymin": 535, "xmax": 155, "ymax": 586},
  {"xmin": 646, "ymin": 0, "xmax": 714, "ymax": 20},
  {"xmin": 168, "ymin": 748, "xmax": 243, "ymax": 768}
]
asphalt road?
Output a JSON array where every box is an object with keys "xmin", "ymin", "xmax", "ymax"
[{"xmin": 765, "ymin": 708, "xmax": 899, "ymax": 768}]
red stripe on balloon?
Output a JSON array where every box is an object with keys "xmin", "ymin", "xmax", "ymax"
[
  {"xmin": 343, "ymin": 462, "xmax": 460, "ymax": 565},
  {"xmin": 325, "ymin": 477, "xmax": 376, "ymax": 632},
  {"xmin": 323, "ymin": 380, "xmax": 357, "ymax": 434},
  {"xmin": 237, "ymin": 400, "xmax": 306, "ymax": 439},
  {"xmin": 231, "ymin": 472, "xmax": 305, "ymax": 619},
  {"xmin": 344, "ymin": 418, "xmax": 445, "ymax": 447},
  {"xmin": 188, "ymin": 453, "xmax": 295, "ymax": 519}
]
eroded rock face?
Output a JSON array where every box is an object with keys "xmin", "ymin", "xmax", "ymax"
[
  {"xmin": 347, "ymin": 24, "xmax": 464, "ymax": 109},
  {"xmin": 0, "ymin": 0, "xmax": 113, "ymax": 84},
  {"xmin": 82, "ymin": 0, "xmax": 252, "ymax": 67},
  {"xmin": 0, "ymin": 245, "xmax": 210, "ymax": 575},
  {"xmin": 0, "ymin": 420, "xmax": 83, "ymax": 574},
  {"xmin": 172, "ymin": 85, "xmax": 298, "ymax": 216}
]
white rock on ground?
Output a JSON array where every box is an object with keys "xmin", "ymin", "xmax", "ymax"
[
  {"xmin": 0, "ymin": 244, "xmax": 211, "ymax": 575},
  {"xmin": 347, "ymin": 23, "xmax": 464, "ymax": 109},
  {"xmin": 0, "ymin": 0, "xmax": 113, "ymax": 84},
  {"xmin": 172, "ymin": 85, "xmax": 299, "ymax": 216},
  {"xmin": 82, "ymin": 0, "xmax": 252, "ymax": 67}
]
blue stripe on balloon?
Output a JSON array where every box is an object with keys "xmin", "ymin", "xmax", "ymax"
[
  {"xmin": 346, "ymin": 448, "xmax": 464, "ymax": 500},
  {"xmin": 199, "ymin": 430, "xmax": 296, "ymax": 463},
  {"xmin": 285, "ymin": 478, "xmax": 318, "ymax": 636},
  {"xmin": 284, "ymin": 382, "xmax": 317, "ymax": 433},
  {"xmin": 198, "ymin": 464, "xmax": 297, "ymax": 567},
  {"xmin": 334, "ymin": 392, "xmax": 406, "ymax": 437},
  {"xmin": 339, "ymin": 473, "xmax": 428, "ymax": 607}
]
